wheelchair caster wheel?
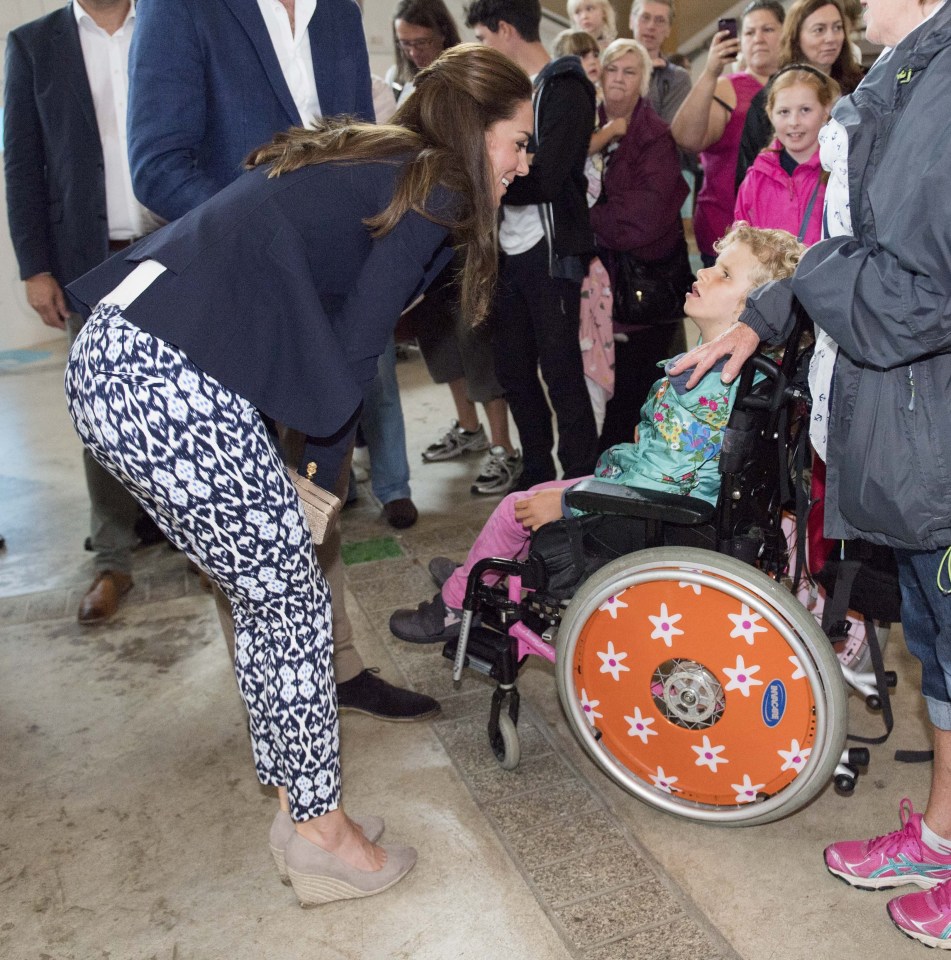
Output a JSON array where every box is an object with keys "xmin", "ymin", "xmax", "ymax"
[
  {"xmin": 885, "ymin": 671, "xmax": 898, "ymax": 688},
  {"xmin": 556, "ymin": 547, "xmax": 847, "ymax": 826},
  {"xmin": 848, "ymin": 747, "xmax": 870, "ymax": 767},
  {"xmin": 490, "ymin": 713, "xmax": 521, "ymax": 771},
  {"xmin": 866, "ymin": 695, "xmax": 882, "ymax": 711},
  {"xmin": 834, "ymin": 773, "xmax": 857, "ymax": 794}
]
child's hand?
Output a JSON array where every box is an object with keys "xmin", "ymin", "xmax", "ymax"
[
  {"xmin": 514, "ymin": 489, "xmax": 565, "ymax": 531},
  {"xmin": 633, "ymin": 425, "xmax": 640, "ymax": 444},
  {"xmin": 609, "ymin": 116, "xmax": 628, "ymax": 140}
]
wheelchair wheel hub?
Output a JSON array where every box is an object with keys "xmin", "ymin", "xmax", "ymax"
[{"xmin": 652, "ymin": 658, "xmax": 725, "ymax": 729}]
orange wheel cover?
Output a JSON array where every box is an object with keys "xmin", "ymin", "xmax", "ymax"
[{"xmin": 573, "ymin": 576, "xmax": 817, "ymax": 806}]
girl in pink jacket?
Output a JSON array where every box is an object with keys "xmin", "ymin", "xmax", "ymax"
[{"xmin": 734, "ymin": 65, "xmax": 840, "ymax": 246}]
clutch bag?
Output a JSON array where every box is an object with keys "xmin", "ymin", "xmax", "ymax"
[{"xmin": 291, "ymin": 461, "xmax": 342, "ymax": 545}]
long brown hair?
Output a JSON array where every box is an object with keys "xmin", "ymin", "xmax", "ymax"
[
  {"xmin": 246, "ymin": 44, "xmax": 532, "ymax": 325},
  {"xmin": 780, "ymin": 0, "xmax": 863, "ymax": 93}
]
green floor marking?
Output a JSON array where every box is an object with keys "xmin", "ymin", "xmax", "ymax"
[{"xmin": 341, "ymin": 537, "xmax": 404, "ymax": 565}]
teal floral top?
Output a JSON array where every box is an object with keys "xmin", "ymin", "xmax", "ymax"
[{"xmin": 590, "ymin": 359, "xmax": 740, "ymax": 504}]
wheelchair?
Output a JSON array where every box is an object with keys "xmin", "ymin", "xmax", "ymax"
[{"xmin": 441, "ymin": 308, "xmax": 890, "ymax": 826}]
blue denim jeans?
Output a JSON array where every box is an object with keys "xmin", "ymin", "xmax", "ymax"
[
  {"xmin": 360, "ymin": 338, "xmax": 411, "ymax": 505},
  {"xmin": 896, "ymin": 546, "xmax": 951, "ymax": 730}
]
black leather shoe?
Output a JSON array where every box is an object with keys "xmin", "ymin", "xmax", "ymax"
[
  {"xmin": 382, "ymin": 498, "xmax": 418, "ymax": 529},
  {"xmin": 337, "ymin": 668, "xmax": 440, "ymax": 722}
]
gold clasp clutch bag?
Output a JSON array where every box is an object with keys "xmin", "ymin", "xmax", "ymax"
[{"xmin": 291, "ymin": 461, "xmax": 342, "ymax": 545}]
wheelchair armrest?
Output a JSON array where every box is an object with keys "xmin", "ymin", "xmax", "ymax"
[{"xmin": 564, "ymin": 478, "xmax": 715, "ymax": 525}]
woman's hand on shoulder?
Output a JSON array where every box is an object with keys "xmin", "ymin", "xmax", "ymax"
[
  {"xmin": 513, "ymin": 488, "xmax": 566, "ymax": 531},
  {"xmin": 668, "ymin": 322, "xmax": 761, "ymax": 389}
]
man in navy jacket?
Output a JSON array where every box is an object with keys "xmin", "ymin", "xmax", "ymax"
[
  {"xmin": 127, "ymin": 0, "xmax": 374, "ymax": 220},
  {"xmin": 3, "ymin": 0, "xmax": 162, "ymax": 625},
  {"xmin": 126, "ymin": 0, "xmax": 438, "ymax": 721}
]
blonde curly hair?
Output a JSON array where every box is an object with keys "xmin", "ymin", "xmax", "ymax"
[{"xmin": 715, "ymin": 222, "xmax": 805, "ymax": 297}]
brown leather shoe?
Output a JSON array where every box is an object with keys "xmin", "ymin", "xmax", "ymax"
[{"xmin": 77, "ymin": 571, "xmax": 133, "ymax": 625}]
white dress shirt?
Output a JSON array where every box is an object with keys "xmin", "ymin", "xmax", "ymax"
[
  {"xmin": 255, "ymin": 0, "xmax": 321, "ymax": 127},
  {"xmin": 73, "ymin": 0, "xmax": 161, "ymax": 239}
]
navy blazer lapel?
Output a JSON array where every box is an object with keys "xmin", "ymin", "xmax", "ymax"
[
  {"xmin": 55, "ymin": 4, "xmax": 98, "ymax": 138},
  {"xmin": 220, "ymin": 0, "xmax": 301, "ymax": 125},
  {"xmin": 309, "ymin": 0, "xmax": 335, "ymax": 118}
]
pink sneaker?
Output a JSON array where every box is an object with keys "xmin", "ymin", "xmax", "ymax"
[
  {"xmin": 824, "ymin": 799, "xmax": 951, "ymax": 890},
  {"xmin": 888, "ymin": 877, "xmax": 951, "ymax": 949}
]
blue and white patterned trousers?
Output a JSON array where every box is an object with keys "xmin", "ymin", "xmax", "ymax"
[{"xmin": 65, "ymin": 306, "xmax": 340, "ymax": 820}]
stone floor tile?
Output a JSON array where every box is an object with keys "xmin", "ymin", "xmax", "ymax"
[
  {"xmin": 355, "ymin": 566, "xmax": 435, "ymax": 613},
  {"xmin": 483, "ymin": 778, "xmax": 600, "ymax": 836},
  {"xmin": 504, "ymin": 810, "xmax": 628, "ymax": 871},
  {"xmin": 553, "ymin": 882, "xmax": 684, "ymax": 949},
  {"xmin": 464, "ymin": 752, "xmax": 575, "ymax": 804},
  {"xmin": 529, "ymin": 841, "xmax": 652, "ymax": 906},
  {"xmin": 582, "ymin": 916, "xmax": 735, "ymax": 960}
]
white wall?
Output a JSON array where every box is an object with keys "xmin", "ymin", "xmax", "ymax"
[{"xmin": 0, "ymin": 0, "xmax": 565, "ymax": 353}]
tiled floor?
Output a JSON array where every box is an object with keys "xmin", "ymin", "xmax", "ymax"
[{"xmin": 0, "ymin": 336, "xmax": 939, "ymax": 959}]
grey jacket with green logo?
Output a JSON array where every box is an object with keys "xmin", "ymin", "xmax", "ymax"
[{"xmin": 740, "ymin": 2, "xmax": 951, "ymax": 550}]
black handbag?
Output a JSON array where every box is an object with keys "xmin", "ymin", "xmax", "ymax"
[
  {"xmin": 528, "ymin": 513, "xmax": 650, "ymax": 600},
  {"xmin": 609, "ymin": 238, "xmax": 693, "ymax": 329}
]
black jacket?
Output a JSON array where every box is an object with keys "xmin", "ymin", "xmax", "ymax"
[
  {"xmin": 734, "ymin": 86, "xmax": 771, "ymax": 192},
  {"xmin": 501, "ymin": 56, "xmax": 595, "ymax": 264},
  {"xmin": 3, "ymin": 4, "xmax": 110, "ymax": 285}
]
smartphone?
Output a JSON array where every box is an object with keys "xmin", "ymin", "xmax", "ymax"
[{"xmin": 717, "ymin": 17, "xmax": 738, "ymax": 40}]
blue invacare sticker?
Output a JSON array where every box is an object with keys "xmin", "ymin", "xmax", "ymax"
[{"xmin": 761, "ymin": 680, "xmax": 787, "ymax": 727}]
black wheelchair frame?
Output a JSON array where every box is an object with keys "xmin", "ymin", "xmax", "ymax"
[{"xmin": 441, "ymin": 304, "xmax": 891, "ymax": 825}]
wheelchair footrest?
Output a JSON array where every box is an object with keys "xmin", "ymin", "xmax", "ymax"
[{"xmin": 443, "ymin": 626, "xmax": 512, "ymax": 679}]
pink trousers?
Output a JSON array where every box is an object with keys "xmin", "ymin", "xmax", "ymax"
[{"xmin": 442, "ymin": 478, "xmax": 580, "ymax": 609}]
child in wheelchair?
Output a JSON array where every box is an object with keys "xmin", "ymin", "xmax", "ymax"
[{"xmin": 391, "ymin": 223, "xmax": 805, "ymax": 644}]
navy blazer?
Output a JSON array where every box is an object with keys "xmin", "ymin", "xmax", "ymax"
[
  {"xmin": 128, "ymin": 0, "xmax": 374, "ymax": 222},
  {"xmin": 67, "ymin": 160, "xmax": 455, "ymax": 440},
  {"xmin": 3, "ymin": 4, "xmax": 111, "ymax": 285}
]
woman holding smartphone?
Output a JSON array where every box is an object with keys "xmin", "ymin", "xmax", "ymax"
[{"xmin": 670, "ymin": 0, "xmax": 785, "ymax": 266}]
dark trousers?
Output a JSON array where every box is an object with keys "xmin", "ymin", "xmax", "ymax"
[
  {"xmin": 598, "ymin": 324, "xmax": 685, "ymax": 453},
  {"xmin": 491, "ymin": 240, "xmax": 598, "ymax": 486}
]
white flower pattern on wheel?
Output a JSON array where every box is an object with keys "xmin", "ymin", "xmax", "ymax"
[
  {"xmin": 580, "ymin": 688, "xmax": 602, "ymax": 723},
  {"xmin": 722, "ymin": 655, "xmax": 763, "ymax": 697},
  {"xmin": 624, "ymin": 706, "xmax": 658, "ymax": 743},
  {"xmin": 597, "ymin": 641, "xmax": 630, "ymax": 681},
  {"xmin": 648, "ymin": 602, "xmax": 684, "ymax": 648},
  {"xmin": 778, "ymin": 739, "xmax": 812, "ymax": 772},
  {"xmin": 692, "ymin": 735, "xmax": 729, "ymax": 772},
  {"xmin": 727, "ymin": 604, "xmax": 768, "ymax": 645},
  {"xmin": 731, "ymin": 773, "xmax": 765, "ymax": 803},
  {"xmin": 599, "ymin": 594, "xmax": 628, "ymax": 619},
  {"xmin": 650, "ymin": 766, "xmax": 679, "ymax": 793}
]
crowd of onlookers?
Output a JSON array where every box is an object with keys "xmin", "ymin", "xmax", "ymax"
[
  {"xmin": 3, "ymin": 0, "xmax": 871, "ymax": 623},
  {"xmin": 11, "ymin": 0, "xmax": 951, "ymax": 940},
  {"xmin": 367, "ymin": 0, "xmax": 869, "ymax": 523}
]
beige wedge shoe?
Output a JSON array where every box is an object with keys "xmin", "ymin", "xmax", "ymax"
[
  {"xmin": 284, "ymin": 832, "xmax": 417, "ymax": 906},
  {"xmin": 268, "ymin": 810, "xmax": 385, "ymax": 885}
]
